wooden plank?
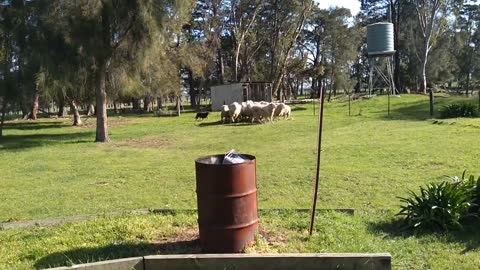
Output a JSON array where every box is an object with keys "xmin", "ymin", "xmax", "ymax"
[
  {"xmin": 47, "ymin": 257, "xmax": 144, "ymax": 270},
  {"xmin": 144, "ymin": 253, "xmax": 391, "ymax": 270}
]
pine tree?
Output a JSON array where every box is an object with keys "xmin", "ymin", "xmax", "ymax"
[{"xmin": 50, "ymin": 0, "xmax": 194, "ymax": 142}]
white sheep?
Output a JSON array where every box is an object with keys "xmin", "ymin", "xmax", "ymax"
[
  {"xmin": 283, "ymin": 104, "xmax": 291, "ymax": 119},
  {"xmin": 249, "ymin": 102, "xmax": 277, "ymax": 123},
  {"xmin": 273, "ymin": 103, "xmax": 292, "ymax": 119},
  {"xmin": 273, "ymin": 103, "xmax": 286, "ymax": 118},
  {"xmin": 221, "ymin": 105, "xmax": 230, "ymax": 124},
  {"xmin": 228, "ymin": 102, "xmax": 242, "ymax": 123},
  {"xmin": 240, "ymin": 101, "xmax": 254, "ymax": 121}
]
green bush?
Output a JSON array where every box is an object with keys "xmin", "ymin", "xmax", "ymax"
[
  {"xmin": 397, "ymin": 172, "xmax": 479, "ymax": 231},
  {"xmin": 445, "ymin": 170, "xmax": 480, "ymax": 204},
  {"xmin": 440, "ymin": 102, "xmax": 479, "ymax": 118},
  {"xmin": 446, "ymin": 171, "xmax": 480, "ymax": 214}
]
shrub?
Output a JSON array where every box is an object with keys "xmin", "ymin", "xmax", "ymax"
[
  {"xmin": 440, "ymin": 102, "xmax": 479, "ymax": 118},
  {"xmin": 446, "ymin": 171, "xmax": 480, "ymax": 213},
  {"xmin": 397, "ymin": 172, "xmax": 479, "ymax": 231}
]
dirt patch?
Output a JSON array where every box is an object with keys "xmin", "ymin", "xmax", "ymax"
[
  {"xmin": 258, "ymin": 225, "xmax": 288, "ymax": 246},
  {"xmin": 157, "ymin": 227, "xmax": 199, "ymax": 243},
  {"xmin": 150, "ymin": 226, "xmax": 287, "ymax": 254},
  {"xmin": 152, "ymin": 227, "xmax": 202, "ymax": 254},
  {"xmin": 114, "ymin": 137, "xmax": 171, "ymax": 148}
]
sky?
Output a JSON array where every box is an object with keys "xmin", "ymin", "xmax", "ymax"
[{"xmin": 314, "ymin": 0, "xmax": 361, "ymax": 15}]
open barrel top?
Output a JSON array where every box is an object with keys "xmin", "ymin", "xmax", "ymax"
[{"xmin": 195, "ymin": 154, "xmax": 256, "ymax": 166}]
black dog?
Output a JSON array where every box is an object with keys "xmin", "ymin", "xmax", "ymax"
[{"xmin": 195, "ymin": 111, "xmax": 209, "ymax": 120}]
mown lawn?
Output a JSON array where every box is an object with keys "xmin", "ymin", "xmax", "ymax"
[{"xmin": 0, "ymin": 94, "xmax": 479, "ymax": 269}]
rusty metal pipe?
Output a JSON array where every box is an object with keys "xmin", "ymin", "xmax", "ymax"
[{"xmin": 309, "ymin": 86, "xmax": 326, "ymax": 236}]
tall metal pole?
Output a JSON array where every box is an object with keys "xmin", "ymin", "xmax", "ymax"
[{"xmin": 309, "ymin": 85, "xmax": 326, "ymax": 236}]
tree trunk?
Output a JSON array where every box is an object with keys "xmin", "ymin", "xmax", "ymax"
[
  {"xmin": 57, "ymin": 92, "xmax": 68, "ymax": 117},
  {"xmin": 270, "ymin": 0, "xmax": 279, "ymax": 83},
  {"xmin": 157, "ymin": 97, "xmax": 163, "ymax": 110},
  {"xmin": 176, "ymin": 96, "xmax": 181, "ymax": 116},
  {"xmin": 87, "ymin": 104, "xmax": 95, "ymax": 116},
  {"xmin": 429, "ymin": 89, "xmax": 434, "ymax": 117},
  {"xmin": 69, "ymin": 99, "xmax": 82, "ymax": 126},
  {"xmin": 271, "ymin": 2, "xmax": 310, "ymax": 100},
  {"xmin": 234, "ymin": 4, "xmax": 262, "ymax": 82},
  {"xmin": 0, "ymin": 98, "xmax": 7, "ymax": 137},
  {"xmin": 144, "ymin": 96, "xmax": 152, "ymax": 112},
  {"xmin": 478, "ymin": 90, "xmax": 480, "ymax": 112},
  {"xmin": 327, "ymin": 81, "xmax": 334, "ymax": 102},
  {"xmin": 212, "ymin": 3, "xmax": 224, "ymax": 84},
  {"xmin": 20, "ymin": 93, "xmax": 29, "ymax": 119},
  {"xmin": 218, "ymin": 49, "xmax": 225, "ymax": 84},
  {"xmin": 58, "ymin": 105, "xmax": 66, "ymax": 117},
  {"xmin": 113, "ymin": 101, "xmax": 119, "ymax": 114},
  {"xmin": 465, "ymin": 72, "xmax": 471, "ymax": 97},
  {"xmin": 187, "ymin": 69, "xmax": 197, "ymax": 108},
  {"xmin": 28, "ymin": 93, "xmax": 40, "ymax": 120},
  {"xmin": 95, "ymin": 61, "xmax": 110, "ymax": 142},
  {"xmin": 393, "ymin": 1, "xmax": 402, "ymax": 93},
  {"xmin": 132, "ymin": 98, "xmax": 141, "ymax": 111},
  {"xmin": 317, "ymin": 80, "xmax": 323, "ymax": 98},
  {"xmin": 420, "ymin": 52, "xmax": 428, "ymax": 95}
]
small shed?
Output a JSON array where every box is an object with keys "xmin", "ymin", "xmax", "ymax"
[{"xmin": 210, "ymin": 82, "xmax": 272, "ymax": 111}]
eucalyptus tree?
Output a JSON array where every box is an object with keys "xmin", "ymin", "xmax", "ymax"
[
  {"xmin": 193, "ymin": 0, "xmax": 228, "ymax": 84},
  {"xmin": 228, "ymin": 0, "xmax": 264, "ymax": 82},
  {"xmin": 302, "ymin": 5, "xmax": 328, "ymax": 92},
  {"xmin": 456, "ymin": 3, "xmax": 480, "ymax": 95},
  {"xmin": 408, "ymin": 0, "xmax": 464, "ymax": 116},
  {"xmin": 302, "ymin": 6, "xmax": 359, "ymax": 98},
  {"xmin": 264, "ymin": 0, "xmax": 312, "ymax": 100}
]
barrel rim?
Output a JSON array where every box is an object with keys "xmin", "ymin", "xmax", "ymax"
[{"xmin": 195, "ymin": 154, "xmax": 256, "ymax": 166}]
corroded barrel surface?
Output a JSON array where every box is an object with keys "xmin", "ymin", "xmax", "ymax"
[{"xmin": 195, "ymin": 154, "xmax": 258, "ymax": 253}]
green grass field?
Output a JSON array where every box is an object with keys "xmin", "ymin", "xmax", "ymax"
[{"xmin": 1, "ymin": 94, "xmax": 480, "ymax": 269}]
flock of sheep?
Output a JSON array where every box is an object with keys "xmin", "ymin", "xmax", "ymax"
[{"xmin": 220, "ymin": 101, "xmax": 292, "ymax": 124}]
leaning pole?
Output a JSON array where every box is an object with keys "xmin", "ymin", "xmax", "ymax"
[{"xmin": 309, "ymin": 86, "xmax": 326, "ymax": 236}]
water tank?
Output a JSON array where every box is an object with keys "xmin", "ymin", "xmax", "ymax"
[{"xmin": 367, "ymin": 22, "xmax": 395, "ymax": 56}]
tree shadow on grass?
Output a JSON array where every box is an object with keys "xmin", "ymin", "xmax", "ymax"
[
  {"xmin": 382, "ymin": 100, "xmax": 434, "ymax": 121},
  {"xmin": 383, "ymin": 95, "xmax": 473, "ymax": 121},
  {"xmin": 291, "ymin": 106, "xmax": 307, "ymax": 112},
  {"xmin": 0, "ymin": 132, "xmax": 93, "ymax": 151},
  {"xmin": 368, "ymin": 218, "xmax": 480, "ymax": 254},
  {"xmin": 197, "ymin": 120, "xmax": 261, "ymax": 127},
  {"xmin": 2, "ymin": 121, "xmax": 71, "ymax": 130},
  {"xmin": 34, "ymin": 239, "xmax": 201, "ymax": 269}
]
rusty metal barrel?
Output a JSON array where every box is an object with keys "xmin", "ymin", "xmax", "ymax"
[{"xmin": 195, "ymin": 154, "xmax": 258, "ymax": 253}]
